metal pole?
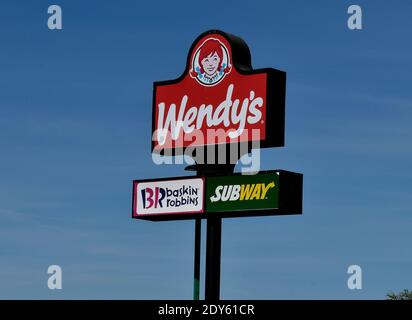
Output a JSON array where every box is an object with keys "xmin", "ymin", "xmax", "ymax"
[
  {"xmin": 193, "ymin": 218, "xmax": 201, "ymax": 300},
  {"xmin": 205, "ymin": 216, "xmax": 222, "ymax": 300},
  {"xmin": 188, "ymin": 162, "xmax": 233, "ymax": 301}
]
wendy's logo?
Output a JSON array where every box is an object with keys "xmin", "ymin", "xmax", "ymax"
[
  {"xmin": 152, "ymin": 29, "xmax": 287, "ymax": 155},
  {"xmin": 190, "ymin": 38, "xmax": 232, "ymax": 86}
]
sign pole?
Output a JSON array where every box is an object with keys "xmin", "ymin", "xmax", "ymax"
[
  {"xmin": 205, "ymin": 216, "xmax": 222, "ymax": 300},
  {"xmin": 193, "ymin": 218, "xmax": 201, "ymax": 300},
  {"xmin": 200, "ymin": 163, "xmax": 234, "ymax": 301}
]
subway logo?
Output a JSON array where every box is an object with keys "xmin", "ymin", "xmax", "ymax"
[
  {"xmin": 206, "ymin": 172, "xmax": 280, "ymax": 212},
  {"xmin": 210, "ymin": 182, "xmax": 275, "ymax": 202}
]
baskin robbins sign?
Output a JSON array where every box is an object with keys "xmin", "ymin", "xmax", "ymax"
[
  {"xmin": 132, "ymin": 177, "xmax": 205, "ymax": 220},
  {"xmin": 152, "ymin": 29, "xmax": 286, "ymax": 160}
]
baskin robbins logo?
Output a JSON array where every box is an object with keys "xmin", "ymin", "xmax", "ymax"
[
  {"xmin": 133, "ymin": 178, "xmax": 204, "ymax": 217},
  {"xmin": 141, "ymin": 185, "xmax": 199, "ymax": 209},
  {"xmin": 190, "ymin": 38, "xmax": 232, "ymax": 86}
]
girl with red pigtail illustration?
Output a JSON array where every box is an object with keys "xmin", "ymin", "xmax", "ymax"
[{"xmin": 190, "ymin": 38, "xmax": 231, "ymax": 86}]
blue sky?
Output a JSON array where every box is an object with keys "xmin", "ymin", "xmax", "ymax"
[{"xmin": 0, "ymin": 0, "xmax": 411, "ymax": 299}]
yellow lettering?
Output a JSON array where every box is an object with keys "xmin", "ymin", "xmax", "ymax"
[
  {"xmin": 250, "ymin": 184, "xmax": 261, "ymax": 200},
  {"xmin": 240, "ymin": 184, "xmax": 254, "ymax": 200},
  {"xmin": 260, "ymin": 181, "xmax": 275, "ymax": 199}
]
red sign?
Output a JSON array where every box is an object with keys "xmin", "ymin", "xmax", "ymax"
[{"xmin": 152, "ymin": 30, "xmax": 286, "ymax": 156}]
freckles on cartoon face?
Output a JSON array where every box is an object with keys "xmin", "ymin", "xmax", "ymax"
[{"xmin": 201, "ymin": 52, "xmax": 220, "ymax": 76}]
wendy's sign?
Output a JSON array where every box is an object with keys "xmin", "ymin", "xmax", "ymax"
[{"xmin": 152, "ymin": 30, "xmax": 286, "ymax": 159}]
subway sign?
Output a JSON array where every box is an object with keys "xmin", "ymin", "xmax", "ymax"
[
  {"xmin": 132, "ymin": 171, "xmax": 302, "ymax": 221},
  {"xmin": 207, "ymin": 172, "xmax": 279, "ymax": 213},
  {"xmin": 152, "ymin": 29, "xmax": 286, "ymax": 156}
]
